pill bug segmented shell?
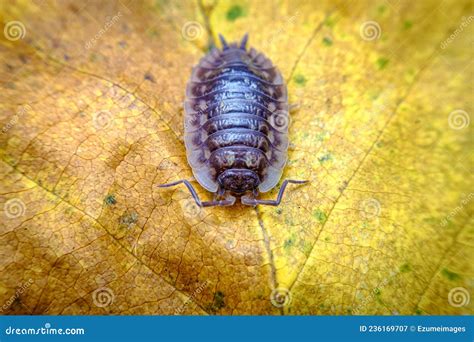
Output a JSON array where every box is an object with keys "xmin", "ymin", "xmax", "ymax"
[{"xmin": 159, "ymin": 34, "xmax": 306, "ymax": 207}]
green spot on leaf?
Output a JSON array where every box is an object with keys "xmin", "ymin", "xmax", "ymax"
[
  {"xmin": 119, "ymin": 211, "xmax": 138, "ymax": 228},
  {"xmin": 294, "ymin": 74, "xmax": 307, "ymax": 86},
  {"xmin": 105, "ymin": 194, "xmax": 117, "ymax": 205},
  {"xmin": 318, "ymin": 153, "xmax": 332, "ymax": 164},
  {"xmin": 403, "ymin": 20, "xmax": 413, "ymax": 30},
  {"xmin": 324, "ymin": 17, "xmax": 336, "ymax": 28},
  {"xmin": 399, "ymin": 263, "xmax": 411, "ymax": 273},
  {"xmin": 313, "ymin": 209, "xmax": 327, "ymax": 223},
  {"xmin": 376, "ymin": 57, "xmax": 389, "ymax": 70},
  {"xmin": 441, "ymin": 268, "xmax": 461, "ymax": 281},
  {"xmin": 206, "ymin": 291, "xmax": 225, "ymax": 313},
  {"xmin": 322, "ymin": 37, "xmax": 333, "ymax": 46},
  {"xmin": 284, "ymin": 234, "xmax": 296, "ymax": 249},
  {"xmin": 226, "ymin": 5, "xmax": 245, "ymax": 21}
]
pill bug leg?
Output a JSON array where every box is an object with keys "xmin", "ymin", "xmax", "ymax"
[
  {"xmin": 241, "ymin": 179, "xmax": 308, "ymax": 206},
  {"xmin": 158, "ymin": 180, "xmax": 236, "ymax": 207}
]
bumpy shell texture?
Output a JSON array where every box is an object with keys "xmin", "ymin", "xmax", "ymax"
[{"xmin": 184, "ymin": 34, "xmax": 290, "ymax": 193}]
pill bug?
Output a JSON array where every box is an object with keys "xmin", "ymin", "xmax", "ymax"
[{"xmin": 159, "ymin": 34, "xmax": 307, "ymax": 207}]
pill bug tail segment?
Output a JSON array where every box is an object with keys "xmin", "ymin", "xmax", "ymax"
[
  {"xmin": 240, "ymin": 33, "xmax": 249, "ymax": 50},
  {"xmin": 218, "ymin": 33, "xmax": 249, "ymax": 50},
  {"xmin": 218, "ymin": 34, "xmax": 229, "ymax": 50},
  {"xmin": 241, "ymin": 179, "xmax": 309, "ymax": 206},
  {"xmin": 158, "ymin": 179, "xmax": 236, "ymax": 207}
]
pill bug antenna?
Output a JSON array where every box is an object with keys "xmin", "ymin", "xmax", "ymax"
[
  {"xmin": 241, "ymin": 180, "xmax": 309, "ymax": 206},
  {"xmin": 240, "ymin": 33, "xmax": 249, "ymax": 50},
  {"xmin": 218, "ymin": 34, "xmax": 229, "ymax": 50},
  {"xmin": 158, "ymin": 180, "xmax": 236, "ymax": 207}
]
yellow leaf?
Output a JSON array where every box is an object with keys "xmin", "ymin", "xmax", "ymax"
[{"xmin": 0, "ymin": 0, "xmax": 472, "ymax": 315}]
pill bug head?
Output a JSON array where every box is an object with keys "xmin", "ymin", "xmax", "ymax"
[{"xmin": 217, "ymin": 169, "xmax": 260, "ymax": 195}]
